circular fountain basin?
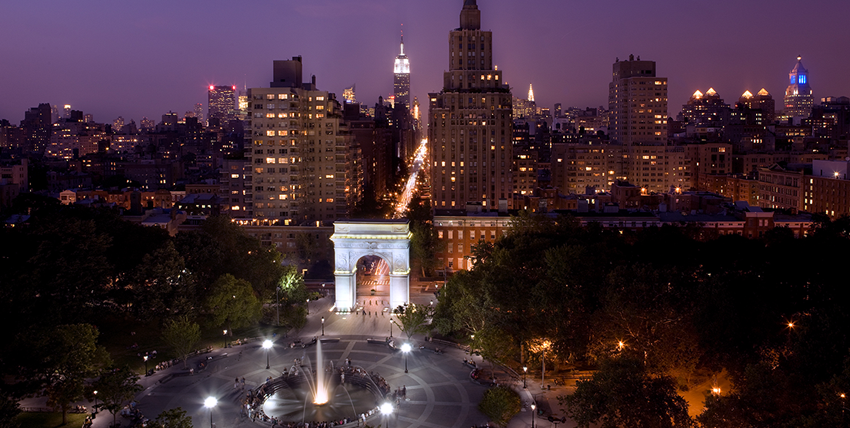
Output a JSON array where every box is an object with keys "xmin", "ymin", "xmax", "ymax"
[{"xmin": 263, "ymin": 382, "xmax": 378, "ymax": 422}]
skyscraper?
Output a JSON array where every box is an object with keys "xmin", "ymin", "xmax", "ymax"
[
  {"xmin": 608, "ymin": 55, "xmax": 669, "ymax": 193},
  {"xmin": 428, "ymin": 0, "xmax": 513, "ymax": 210},
  {"xmin": 393, "ymin": 35, "xmax": 411, "ymax": 111},
  {"xmin": 608, "ymin": 55, "xmax": 668, "ymax": 145},
  {"xmin": 208, "ymin": 85, "xmax": 236, "ymax": 126},
  {"xmin": 784, "ymin": 56, "xmax": 813, "ymax": 118}
]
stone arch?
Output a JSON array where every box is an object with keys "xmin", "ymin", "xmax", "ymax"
[{"xmin": 330, "ymin": 220, "xmax": 411, "ymax": 311}]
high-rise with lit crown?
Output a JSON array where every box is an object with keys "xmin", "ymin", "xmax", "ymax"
[
  {"xmin": 393, "ymin": 35, "xmax": 411, "ymax": 111},
  {"xmin": 428, "ymin": 0, "xmax": 513, "ymax": 210},
  {"xmin": 784, "ymin": 56, "xmax": 813, "ymax": 118},
  {"xmin": 208, "ymin": 85, "xmax": 236, "ymax": 125}
]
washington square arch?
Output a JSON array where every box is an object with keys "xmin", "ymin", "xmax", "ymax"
[{"xmin": 330, "ymin": 219, "xmax": 411, "ymax": 311}]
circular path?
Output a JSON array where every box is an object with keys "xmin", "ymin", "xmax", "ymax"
[{"xmin": 134, "ymin": 336, "xmax": 493, "ymax": 428}]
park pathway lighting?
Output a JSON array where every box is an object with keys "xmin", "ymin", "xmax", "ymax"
[
  {"xmin": 203, "ymin": 396, "xmax": 217, "ymax": 428},
  {"xmin": 523, "ymin": 366, "xmax": 527, "ymax": 389},
  {"xmin": 321, "ymin": 317, "xmax": 325, "ymax": 336},
  {"xmin": 263, "ymin": 339, "xmax": 273, "ymax": 369},
  {"xmin": 530, "ymin": 403, "xmax": 536, "ymax": 428},
  {"xmin": 401, "ymin": 343, "xmax": 411, "ymax": 373}
]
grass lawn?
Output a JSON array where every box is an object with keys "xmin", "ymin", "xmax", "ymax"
[
  {"xmin": 94, "ymin": 314, "xmax": 292, "ymax": 374},
  {"xmin": 15, "ymin": 412, "xmax": 87, "ymax": 428}
]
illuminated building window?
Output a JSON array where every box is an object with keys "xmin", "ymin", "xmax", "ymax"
[
  {"xmin": 266, "ymin": 131, "xmax": 275, "ymax": 137},
  {"xmin": 278, "ymin": 94, "xmax": 288, "ymax": 100},
  {"xmin": 266, "ymin": 158, "xmax": 276, "ymax": 164}
]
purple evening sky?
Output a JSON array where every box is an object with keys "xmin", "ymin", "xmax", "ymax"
[{"xmin": 1, "ymin": 0, "xmax": 849, "ymax": 124}]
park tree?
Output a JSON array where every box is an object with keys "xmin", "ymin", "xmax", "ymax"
[
  {"xmin": 91, "ymin": 366, "xmax": 142, "ymax": 426},
  {"xmin": 393, "ymin": 303, "xmax": 433, "ymax": 341},
  {"xmin": 559, "ymin": 357, "xmax": 695, "ymax": 428},
  {"xmin": 23, "ymin": 217, "xmax": 113, "ymax": 323},
  {"xmin": 176, "ymin": 215, "xmax": 285, "ymax": 297},
  {"xmin": 161, "ymin": 316, "xmax": 202, "ymax": 369},
  {"xmin": 14, "ymin": 324, "xmax": 110, "ymax": 425},
  {"xmin": 0, "ymin": 390, "xmax": 21, "ymax": 428},
  {"xmin": 128, "ymin": 241, "xmax": 195, "ymax": 316},
  {"xmin": 433, "ymin": 270, "xmax": 489, "ymax": 337},
  {"xmin": 205, "ymin": 274, "xmax": 262, "ymax": 333},
  {"xmin": 153, "ymin": 407, "xmax": 194, "ymax": 428},
  {"xmin": 478, "ymin": 386, "xmax": 521, "ymax": 428},
  {"xmin": 409, "ymin": 221, "xmax": 440, "ymax": 277}
]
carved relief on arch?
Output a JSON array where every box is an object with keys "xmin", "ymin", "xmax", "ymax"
[{"xmin": 335, "ymin": 251, "xmax": 350, "ymax": 271}]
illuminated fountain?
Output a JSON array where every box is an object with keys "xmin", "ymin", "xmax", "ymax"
[
  {"xmin": 313, "ymin": 340, "xmax": 328, "ymax": 405},
  {"xmin": 263, "ymin": 340, "xmax": 382, "ymax": 423}
]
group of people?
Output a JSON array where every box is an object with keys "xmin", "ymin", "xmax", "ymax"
[
  {"xmin": 241, "ymin": 386, "xmax": 268, "ymax": 422},
  {"xmin": 271, "ymin": 418, "xmax": 354, "ymax": 427}
]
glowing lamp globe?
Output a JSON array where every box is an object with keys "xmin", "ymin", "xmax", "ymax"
[{"xmin": 204, "ymin": 397, "xmax": 217, "ymax": 409}]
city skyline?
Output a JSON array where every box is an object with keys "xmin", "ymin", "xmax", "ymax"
[{"xmin": 2, "ymin": 0, "xmax": 849, "ymax": 123}]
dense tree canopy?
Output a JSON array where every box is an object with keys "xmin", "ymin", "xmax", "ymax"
[{"xmin": 434, "ymin": 212, "xmax": 850, "ymax": 423}]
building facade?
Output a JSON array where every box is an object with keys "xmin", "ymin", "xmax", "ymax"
[
  {"xmin": 246, "ymin": 57, "xmax": 359, "ymax": 225},
  {"xmin": 428, "ymin": 0, "xmax": 513, "ymax": 210}
]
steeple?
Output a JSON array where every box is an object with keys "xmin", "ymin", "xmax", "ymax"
[
  {"xmin": 460, "ymin": 0, "xmax": 480, "ymax": 30},
  {"xmin": 528, "ymin": 84, "xmax": 535, "ymax": 102}
]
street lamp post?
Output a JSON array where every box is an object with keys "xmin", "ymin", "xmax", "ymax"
[
  {"xmin": 401, "ymin": 343, "xmax": 411, "ymax": 373},
  {"xmin": 306, "ymin": 299, "xmax": 310, "ymax": 315},
  {"xmin": 263, "ymin": 339, "xmax": 273, "ymax": 370},
  {"xmin": 390, "ymin": 319, "xmax": 394, "ymax": 338},
  {"xmin": 204, "ymin": 397, "xmax": 217, "ymax": 428},
  {"xmin": 143, "ymin": 355, "xmax": 148, "ymax": 374},
  {"xmin": 523, "ymin": 366, "xmax": 527, "ymax": 389},
  {"xmin": 530, "ymin": 403, "xmax": 536, "ymax": 428},
  {"xmin": 223, "ymin": 330, "xmax": 228, "ymax": 348},
  {"xmin": 93, "ymin": 390, "xmax": 98, "ymax": 414},
  {"xmin": 321, "ymin": 317, "xmax": 325, "ymax": 336},
  {"xmin": 542, "ymin": 345, "xmax": 546, "ymax": 387}
]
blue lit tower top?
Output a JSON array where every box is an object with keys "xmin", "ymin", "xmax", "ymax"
[{"xmin": 784, "ymin": 55, "xmax": 813, "ymax": 118}]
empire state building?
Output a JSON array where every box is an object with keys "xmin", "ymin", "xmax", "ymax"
[
  {"xmin": 394, "ymin": 36, "xmax": 411, "ymax": 111},
  {"xmin": 428, "ymin": 0, "xmax": 513, "ymax": 210}
]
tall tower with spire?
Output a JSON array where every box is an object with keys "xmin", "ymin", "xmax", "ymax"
[
  {"xmin": 393, "ymin": 29, "xmax": 411, "ymax": 111},
  {"xmin": 784, "ymin": 55, "xmax": 813, "ymax": 118},
  {"xmin": 428, "ymin": 0, "xmax": 513, "ymax": 213},
  {"xmin": 528, "ymin": 84, "xmax": 535, "ymax": 102}
]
